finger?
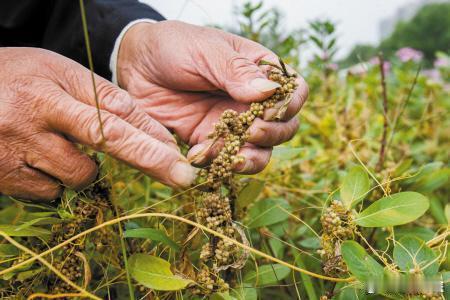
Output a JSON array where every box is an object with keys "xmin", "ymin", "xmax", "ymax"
[
  {"xmin": 263, "ymin": 76, "xmax": 309, "ymax": 121},
  {"xmin": 187, "ymin": 139, "xmax": 225, "ymax": 166},
  {"xmin": 187, "ymin": 140, "xmax": 272, "ymax": 174},
  {"xmin": 233, "ymin": 144, "xmax": 272, "ymax": 174},
  {"xmin": 228, "ymin": 36, "xmax": 309, "ymax": 120},
  {"xmin": 95, "ymin": 85, "xmax": 179, "ymax": 150},
  {"xmin": 45, "ymin": 91, "xmax": 196, "ymax": 188},
  {"xmin": 53, "ymin": 58, "xmax": 178, "ymax": 149},
  {"xmin": 247, "ymin": 117, "xmax": 299, "ymax": 147},
  {"xmin": 24, "ymin": 133, "xmax": 98, "ymax": 190},
  {"xmin": 0, "ymin": 165, "xmax": 62, "ymax": 201},
  {"xmin": 205, "ymin": 47, "xmax": 281, "ymax": 103}
]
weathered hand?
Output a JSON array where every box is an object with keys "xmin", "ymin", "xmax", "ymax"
[
  {"xmin": 117, "ymin": 21, "xmax": 308, "ymax": 173},
  {"xmin": 0, "ymin": 48, "xmax": 195, "ymax": 201}
]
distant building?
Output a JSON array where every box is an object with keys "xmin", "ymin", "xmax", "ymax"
[{"xmin": 379, "ymin": 0, "xmax": 447, "ymax": 39}]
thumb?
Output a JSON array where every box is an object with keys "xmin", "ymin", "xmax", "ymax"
[{"xmin": 214, "ymin": 50, "xmax": 280, "ymax": 103}]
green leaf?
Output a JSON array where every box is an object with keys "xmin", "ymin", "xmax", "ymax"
[
  {"xmin": 295, "ymin": 254, "xmax": 318, "ymax": 300},
  {"xmin": 231, "ymin": 284, "xmax": 257, "ymax": 300},
  {"xmin": 341, "ymin": 241, "xmax": 384, "ymax": 283},
  {"xmin": 355, "ymin": 192, "xmax": 429, "ymax": 227},
  {"xmin": 445, "ymin": 204, "xmax": 450, "ymax": 224},
  {"xmin": 393, "ymin": 235, "xmax": 439, "ymax": 276},
  {"xmin": 340, "ymin": 166, "xmax": 370, "ymax": 209},
  {"xmin": 0, "ymin": 225, "xmax": 51, "ymax": 238},
  {"xmin": 237, "ymin": 179, "xmax": 265, "ymax": 208},
  {"xmin": 246, "ymin": 198, "xmax": 291, "ymax": 228},
  {"xmin": 395, "ymin": 227, "xmax": 435, "ymax": 242},
  {"xmin": 336, "ymin": 286, "xmax": 368, "ymax": 300},
  {"xmin": 411, "ymin": 168, "xmax": 449, "ymax": 193},
  {"xmin": 429, "ymin": 195, "xmax": 447, "ymax": 225},
  {"xmin": 128, "ymin": 253, "xmax": 192, "ymax": 291},
  {"xmin": 299, "ymin": 237, "xmax": 321, "ymax": 249},
  {"xmin": 210, "ymin": 292, "xmax": 236, "ymax": 300},
  {"xmin": 271, "ymin": 146, "xmax": 304, "ymax": 160},
  {"xmin": 243, "ymin": 264, "xmax": 290, "ymax": 285},
  {"xmin": 16, "ymin": 217, "xmax": 61, "ymax": 231},
  {"xmin": 443, "ymin": 272, "xmax": 450, "ymax": 300},
  {"xmin": 309, "ymin": 35, "xmax": 323, "ymax": 48},
  {"xmin": 0, "ymin": 206, "xmax": 24, "ymax": 224},
  {"xmin": 124, "ymin": 228, "xmax": 180, "ymax": 251},
  {"xmin": 0, "ymin": 244, "xmax": 19, "ymax": 258},
  {"xmin": 16, "ymin": 268, "xmax": 43, "ymax": 282}
]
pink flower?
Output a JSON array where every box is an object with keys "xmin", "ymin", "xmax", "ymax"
[
  {"xmin": 326, "ymin": 63, "xmax": 338, "ymax": 71},
  {"xmin": 396, "ymin": 47, "xmax": 423, "ymax": 62},
  {"xmin": 422, "ymin": 69, "xmax": 441, "ymax": 83},
  {"xmin": 369, "ymin": 57, "xmax": 391, "ymax": 73},
  {"xmin": 434, "ymin": 57, "xmax": 449, "ymax": 68}
]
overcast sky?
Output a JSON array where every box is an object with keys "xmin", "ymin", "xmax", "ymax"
[{"xmin": 141, "ymin": 0, "xmax": 423, "ymax": 59}]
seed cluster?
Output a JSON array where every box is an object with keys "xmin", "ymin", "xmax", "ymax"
[
  {"xmin": 201, "ymin": 69, "xmax": 298, "ymax": 188},
  {"xmin": 49, "ymin": 179, "xmax": 112, "ymax": 294},
  {"xmin": 194, "ymin": 60, "xmax": 298, "ymax": 295},
  {"xmin": 317, "ymin": 200, "xmax": 356, "ymax": 276}
]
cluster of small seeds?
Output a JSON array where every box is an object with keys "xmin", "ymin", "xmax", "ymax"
[
  {"xmin": 200, "ymin": 66, "xmax": 298, "ymax": 189},
  {"xmin": 317, "ymin": 200, "xmax": 357, "ymax": 276},
  {"xmin": 195, "ymin": 192, "xmax": 239, "ymax": 292},
  {"xmin": 192, "ymin": 265, "xmax": 229, "ymax": 295},
  {"xmin": 194, "ymin": 60, "xmax": 298, "ymax": 295},
  {"xmin": 49, "ymin": 179, "xmax": 112, "ymax": 293},
  {"xmin": 419, "ymin": 293, "xmax": 444, "ymax": 300}
]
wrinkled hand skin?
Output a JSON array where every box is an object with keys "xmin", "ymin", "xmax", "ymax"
[
  {"xmin": 118, "ymin": 20, "xmax": 309, "ymax": 173},
  {"xmin": 0, "ymin": 48, "xmax": 196, "ymax": 201}
]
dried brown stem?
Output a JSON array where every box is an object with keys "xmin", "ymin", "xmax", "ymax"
[{"xmin": 376, "ymin": 53, "xmax": 389, "ymax": 172}]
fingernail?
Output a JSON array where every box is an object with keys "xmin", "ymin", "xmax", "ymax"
[
  {"xmin": 188, "ymin": 142, "xmax": 210, "ymax": 165},
  {"xmin": 246, "ymin": 126, "xmax": 263, "ymax": 143},
  {"xmin": 263, "ymin": 101, "xmax": 283, "ymax": 121},
  {"xmin": 250, "ymin": 78, "xmax": 281, "ymax": 92},
  {"xmin": 235, "ymin": 158, "xmax": 253, "ymax": 173},
  {"xmin": 170, "ymin": 161, "xmax": 197, "ymax": 187}
]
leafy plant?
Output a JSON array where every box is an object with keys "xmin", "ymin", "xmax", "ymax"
[{"xmin": 0, "ymin": 1, "xmax": 447, "ymax": 299}]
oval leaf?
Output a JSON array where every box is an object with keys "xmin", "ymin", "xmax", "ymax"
[
  {"xmin": 128, "ymin": 253, "xmax": 192, "ymax": 291},
  {"xmin": 246, "ymin": 198, "xmax": 291, "ymax": 228},
  {"xmin": 341, "ymin": 241, "xmax": 384, "ymax": 283},
  {"xmin": 0, "ymin": 244, "xmax": 19, "ymax": 258},
  {"xmin": 243, "ymin": 264, "xmax": 290, "ymax": 286},
  {"xmin": 0, "ymin": 225, "xmax": 51, "ymax": 238},
  {"xmin": 237, "ymin": 179, "xmax": 265, "ymax": 209},
  {"xmin": 124, "ymin": 228, "xmax": 180, "ymax": 251},
  {"xmin": 411, "ymin": 168, "xmax": 449, "ymax": 193},
  {"xmin": 271, "ymin": 146, "xmax": 304, "ymax": 160},
  {"xmin": 355, "ymin": 192, "xmax": 429, "ymax": 227},
  {"xmin": 231, "ymin": 283, "xmax": 257, "ymax": 300},
  {"xmin": 340, "ymin": 166, "xmax": 370, "ymax": 209},
  {"xmin": 393, "ymin": 235, "xmax": 439, "ymax": 276},
  {"xmin": 247, "ymin": 199, "xmax": 290, "ymax": 228}
]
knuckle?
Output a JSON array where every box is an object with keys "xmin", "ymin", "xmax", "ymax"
[
  {"xmin": 85, "ymin": 113, "xmax": 106, "ymax": 148},
  {"xmin": 0, "ymin": 154, "xmax": 18, "ymax": 185},
  {"xmin": 101, "ymin": 113, "xmax": 128, "ymax": 151},
  {"xmin": 226, "ymin": 55, "xmax": 258, "ymax": 79},
  {"xmin": 286, "ymin": 118, "xmax": 300, "ymax": 140},
  {"xmin": 98, "ymin": 83, "xmax": 137, "ymax": 120},
  {"xmin": 69, "ymin": 157, "xmax": 98, "ymax": 190},
  {"xmin": 254, "ymin": 149, "xmax": 272, "ymax": 172},
  {"xmin": 36, "ymin": 183, "xmax": 63, "ymax": 201}
]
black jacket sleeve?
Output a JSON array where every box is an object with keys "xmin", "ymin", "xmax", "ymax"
[{"xmin": 0, "ymin": 0, "xmax": 165, "ymax": 79}]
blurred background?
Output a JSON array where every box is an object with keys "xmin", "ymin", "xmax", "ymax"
[{"xmin": 142, "ymin": 0, "xmax": 450, "ymax": 71}]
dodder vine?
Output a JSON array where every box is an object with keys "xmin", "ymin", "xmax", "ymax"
[{"xmin": 192, "ymin": 59, "xmax": 298, "ymax": 295}]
